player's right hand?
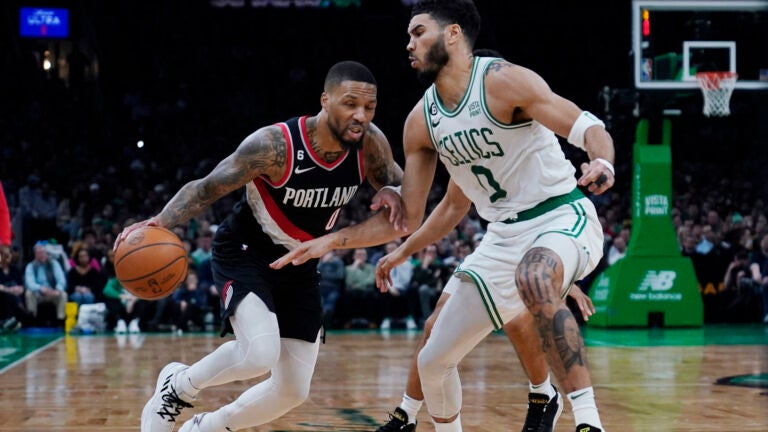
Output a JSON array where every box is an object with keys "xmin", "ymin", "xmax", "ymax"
[{"xmin": 114, "ymin": 218, "xmax": 159, "ymax": 251}]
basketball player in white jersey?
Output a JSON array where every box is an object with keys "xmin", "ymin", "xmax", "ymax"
[{"xmin": 272, "ymin": 1, "xmax": 614, "ymax": 431}]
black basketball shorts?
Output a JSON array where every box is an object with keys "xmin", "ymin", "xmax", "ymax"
[{"xmin": 210, "ymin": 236, "xmax": 322, "ymax": 343}]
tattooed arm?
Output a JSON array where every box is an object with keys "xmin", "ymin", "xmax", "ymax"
[
  {"xmin": 363, "ymin": 122, "xmax": 407, "ymax": 231},
  {"xmin": 115, "ymin": 126, "xmax": 287, "ymax": 249},
  {"xmin": 362, "ymin": 122, "xmax": 403, "ymax": 190}
]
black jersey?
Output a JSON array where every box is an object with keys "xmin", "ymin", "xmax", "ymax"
[{"xmin": 221, "ymin": 116, "xmax": 365, "ymax": 258}]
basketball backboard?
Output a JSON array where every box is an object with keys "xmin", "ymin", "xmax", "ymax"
[{"xmin": 633, "ymin": 0, "xmax": 768, "ymax": 90}]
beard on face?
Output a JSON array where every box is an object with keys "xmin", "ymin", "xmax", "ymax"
[
  {"xmin": 328, "ymin": 117, "xmax": 364, "ymax": 151},
  {"xmin": 417, "ymin": 38, "xmax": 450, "ymax": 86}
]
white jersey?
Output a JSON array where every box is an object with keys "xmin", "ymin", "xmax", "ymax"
[{"xmin": 422, "ymin": 56, "xmax": 577, "ymax": 222}]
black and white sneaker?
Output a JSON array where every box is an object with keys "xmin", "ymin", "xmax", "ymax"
[
  {"xmin": 521, "ymin": 386, "xmax": 563, "ymax": 432},
  {"xmin": 375, "ymin": 407, "xmax": 416, "ymax": 431},
  {"xmin": 141, "ymin": 362, "xmax": 193, "ymax": 432},
  {"xmin": 575, "ymin": 423, "xmax": 603, "ymax": 432}
]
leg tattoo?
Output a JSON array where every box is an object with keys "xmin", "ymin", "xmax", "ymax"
[{"xmin": 552, "ymin": 308, "xmax": 585, "ymax": 370}]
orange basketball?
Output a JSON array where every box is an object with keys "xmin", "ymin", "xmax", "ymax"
[{"xmin": 114, "ymin": 226, "xmax": 189, "ymax": 300}]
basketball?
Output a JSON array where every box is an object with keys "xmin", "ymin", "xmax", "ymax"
[{"xmin": 114, "ymin": 226, "xmax": 189, "ymax": 300}]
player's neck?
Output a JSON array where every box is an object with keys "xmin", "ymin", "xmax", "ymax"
[
  {"xmin": 434, "ymin": 54, "xmax": 473, "ymax": 110},
  {"xmin": 306, "ymin": 114, "xmax": 347, "ymax": 161}
]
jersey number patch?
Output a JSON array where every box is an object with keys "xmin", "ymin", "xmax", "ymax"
[{"xmin": 471, "ymin": 165, "xmax": 507, "ymax": 203}]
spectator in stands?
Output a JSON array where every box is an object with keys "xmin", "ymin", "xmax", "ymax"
[
  {"xmin": 190, "ymin": 230, "xmax": 213, "ymax": 268},
  {"xmin": 1, "ymin": 245, "xmax": 28, "ymax": 332},
  {"xmin": 748, "ymin": 234, "xmax": 768, "ymax": 324},
  {"xmin": 378, "ymin": 240, "xmax": 417, "ymax": 330},
  {"xmin": 411, "ymin": 243, "xmax": 444, "ymax": 327},
  {"xmin": 723, "ymin": 249, "xmax": 761, "ymax": 322},
  {"xmin": 171, "ymin": 270, "xmax": 209, "ymax": 334},
  {"xmin": 67, "ymin": 240, "xmax": 102, "ymax": 272},
  {"xmin": 317, "ymin": 250, "xmax": 345, "ymax": 327},
  {"xmin": 607, "ymin": 227, "xmax": 630, "ymax": 265},
  {"xmin": 338, "ymin": 248, "xmax": 379, "ymax": 328},
  {"xmin": 66, "ymin": 245, "xmax": 103, "ymax": 306},
  {"xmin": 607, "ymin": 236, "xmax": 627, "ymax": 265},
  {"xmin": 101, "ymin": 249, "xmax": 142, "ymax": 333},
  {"xmin": 196, "ymin": 256, "xmax": 221, "ymax": 328},
  {"xmin": 24, "ymin": 241, "xmax": 68, "ymax": 326}
]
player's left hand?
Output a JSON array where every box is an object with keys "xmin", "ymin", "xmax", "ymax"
[
  {"xmin": 270, "ymin": 236, "xmax": 335, "ymax": 269},
  {"xmin": 369, "ymin": 187, "xmax": 407, "ymax": 232},
  {"xmin": 578, "ymin": 161, "xmax": 614, "ymax": 195},
  {"xmin": 375, "ymin": 247, "xmax": 410, "ymax": 293},
  {"xmin": 567, "ymin": 284, "xmax": 595, "ymax": 321}
]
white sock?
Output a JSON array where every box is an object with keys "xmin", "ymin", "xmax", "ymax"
[
  {"xmin": 567, "ymin": 387, "xmax": 603, "ymax": 429},
  {"xmin": 400, "ymin": 393, "xmax": 422, "ymax": 424},
  {"xmin": 529, "ymin": 374, "xmax": 556, "ymax": 399},
  {"xmin": 433, "ymin": 414, "xmax": 462, "ymax": 432}
]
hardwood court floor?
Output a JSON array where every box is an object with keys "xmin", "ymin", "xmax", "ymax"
[{"xmin": 0, "ymin": 325, "xmax": 766, "ymax": 431}]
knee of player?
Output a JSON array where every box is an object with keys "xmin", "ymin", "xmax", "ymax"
[
  {"xmin": 417, "ymin": 346, "xmax": 448, "ymax": 379},
  {"xmin": 277, "ymin": 380, "xmax": 312, "ymax": 408},
  {"xmin": 239, "ymin": 334, "xmax": 281, "ymax": 373}
]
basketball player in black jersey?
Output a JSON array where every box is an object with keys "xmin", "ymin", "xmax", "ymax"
[{"xmin": 115, "ymin": 61, "xmax": 405, "ymax": 432}]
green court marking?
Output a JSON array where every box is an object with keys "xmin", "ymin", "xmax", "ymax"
[
  {"xmin": 716, "ymin": 373, "xmax": 768, "ymax": 389},
  {"xmin": 582, "ymin": 323, "xmax": 768, "ymax": 347},
  {"xmin": 0, "ymin": 332, "xmax": 62, "ymax": 373}
]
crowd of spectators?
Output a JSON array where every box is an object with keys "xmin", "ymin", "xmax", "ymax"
[{"xmin": 2, "ymin": 4, "xmax": 767, "ymax": 333}]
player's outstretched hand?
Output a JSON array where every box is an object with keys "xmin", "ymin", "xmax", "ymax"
[
  {"xmin": 568, "ymin": 284, "xmax": 595, "ymax": 321},
  {"xmin": 114, "ymin": 218, "xmax": 159, "ymax": 251},
  {"xmin": 375, "ymin": 247, "xmax": 410, "ymax": 293},
  {"xmin": 270, "ymin": 236, "xmax": 335, "ymax": 269},
  {"xmin": 369, "ymin": 187, "xmax": 407, "ymax": 233},
  {"xmin": 577, "ymin": 161, "xmax": 614, "ymax": 195}
]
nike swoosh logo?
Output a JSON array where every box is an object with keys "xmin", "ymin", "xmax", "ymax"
[
  {"xmin": 431, "ymin": 117, "xmax": 441, "ymax": 127},
  {"xmin": 294, "ymin": 166, "xmax": 316, "ymax": 174},
  {"xmin": 570, "ymin": 390, "xmax": 589, "ymax": 400}
]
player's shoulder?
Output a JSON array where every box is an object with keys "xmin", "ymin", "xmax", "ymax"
[
  {"xmin": 235, "ymin": 123, "xmax": 288, "ymax": 157},
  {"xmin": 406, "ymin": 96, "xmax": 427, "ymax": 122},
  {"xmin": 482, "ymin": 57, "xmax": 527, "ymax": 80}
]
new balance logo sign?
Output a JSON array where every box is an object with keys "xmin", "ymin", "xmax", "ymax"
[
  {"xmin": 630, "ymin": 270, "xmax": 683, "ymax": 301},
  {"xmin": 638, "ymin": 270, "xmax": 676, "ymax": 291}
]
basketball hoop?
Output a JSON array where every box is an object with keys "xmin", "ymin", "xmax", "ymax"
[{"xmin": 695, "ymin": 71, "xmax": 737, "ymax": 117}]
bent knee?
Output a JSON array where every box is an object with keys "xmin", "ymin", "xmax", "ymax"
[
  {"xmin": 278, "ymin": 382, "xmax": 311, "ymax": 409},
  {"xmin": 417, "ymin": 346, "xmax": 451, "ymax": 380},
  {"xmin": 239, "ymin": 334, "xmax": 281, "ymax": 374}
]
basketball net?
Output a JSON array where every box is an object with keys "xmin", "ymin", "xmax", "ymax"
[{"xmin": 695, "ymin": 71, "xmax": 737, "ymax": 117}]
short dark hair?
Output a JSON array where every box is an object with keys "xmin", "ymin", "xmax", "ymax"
[
  {"xmin": 412, "ymin": 0, "xmax": 481, "ymax": 47},
  {"xmin": 324, "ymin": 61, "xmax": 377, "ymax": 91}
]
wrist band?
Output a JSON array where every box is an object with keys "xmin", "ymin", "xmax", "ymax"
[
  {"xmin": 593, "ymin": 158, "xmax": 615, "ymax": 175},
  {"xmin": 381, "ymin": 185, "xmax": 402, "ymax": 195},
  {"xmin": 567, "ymin": 111, "xmax": 605, "ymax": 150}
]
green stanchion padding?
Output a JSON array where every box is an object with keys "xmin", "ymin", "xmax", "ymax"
[{"xmin": 589, "ymin": 119, "xmax": 703, "ymax": 327}]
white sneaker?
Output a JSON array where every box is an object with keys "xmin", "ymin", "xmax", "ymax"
[
  {"xmin": 141, "ymin": 362, "xmax": 193, "ymax": 432},
  {"xmin": 380, "ymin": 318, "xmax": 391, "ymax": 330},
  {"xmin": 115, "ymin": 319, "xmax": 127, "ymax": 334},
  {"xmin": 129, "ymin": 318, "xmax": 141, "ymax": 334},
  {"xmin": 178, "ymin": 413, "xmax": 208, "ymax": 432},
  {"xmin": 406, "ymin": 316, "xmax": 417, "ymax": 330}
]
